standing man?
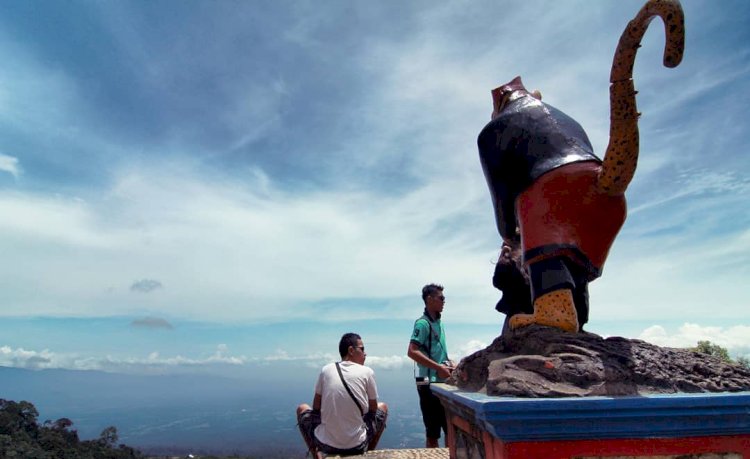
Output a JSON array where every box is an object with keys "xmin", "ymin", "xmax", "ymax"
[
  {"xmin": 407, "ymin": 283, "xmax": 453, "ymax": 448},
  {"xmin": 297, "ymin": 333, "xmax": 388, "ymax": 457}
]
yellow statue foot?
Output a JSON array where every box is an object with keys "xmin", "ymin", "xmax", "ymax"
[{"xmin": 509, "ymin": 289, "xmax": 579, "ymax": 333}]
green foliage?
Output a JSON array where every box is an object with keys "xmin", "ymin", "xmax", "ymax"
[
  {"xmin": 691, "ymin": 341, "xmax": 750, "ymax": 368},
  {"xmin": 0, "ymin": 399, "xmax": 143, "ymax": 459},
  {"xmin": 692, "ymin": 340, "xmax": 731, "ymax": 362},
  {"xmin": 99, "ymin": 425, "xmax": 119, "ymax": 447}
]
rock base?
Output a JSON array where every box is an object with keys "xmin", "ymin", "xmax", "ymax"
[{"xmin": 452, "ymin": 325, "xmax": 750, "ymax": 397}]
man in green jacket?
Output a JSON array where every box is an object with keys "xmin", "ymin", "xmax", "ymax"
[{"xmin": 407, "ymin": 283, "xmax": 454, "ymax": 448}]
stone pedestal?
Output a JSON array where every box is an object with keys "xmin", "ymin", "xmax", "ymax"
[{"xmin": 431, "ymin": 384, "xmax": 750, "ymax": 459}]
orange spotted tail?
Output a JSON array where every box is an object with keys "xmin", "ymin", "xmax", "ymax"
[{"xmin": 597, "ymin": 0, "xmax": 685, "ymax": 196}]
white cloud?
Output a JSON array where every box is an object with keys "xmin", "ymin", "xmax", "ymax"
[
  {"xmin": 0, "ymin": 161, "xmax": 498, "ymax": 321},
  {"xmin": 256, "ymin": 350, "xmax": 340, "ymax": 370},
  {"xmin": 4, "ymin": 328, "xmax": 745, "ymax": 377},
  {"xmin": 638, "ymin": 323, "xmax": 750, "ymax": 359},
  {"xmin": 0, "ymin": 345, "xmax": 54, "ymax": 369},
  {"xmin": 0, "ymin": 0, "xmax": 746, "ymax": 364},
  {"xmin": 0, "ymin": 344, "xmax": 350, "ymax": 373},
  {"xmin": 0, "ymin": 193, "xmax": 114, "ymax": 248},
  {"xmin": 256, "ymin": 352, "xmax": 433, "ymax": 371},
  {"xmin": 453, "ymin": 339, "xmax": 489, "ymax": 361},
  {"xmin": 261, "ymin": 338, "xmax": 492, "ymax": 373},
  {"xmin": 0, "ymin": 344, "xmax": 247, "ymax": 372},
  {"xmin": 0, "ymin": 154, "xmax": 21, "ymax": 178},
  {"xmin": 263, "ymin": 349, "xmax": 292, "ymax": 361},
  {"xmin": 365, "ymin": 355, "xmax": 411, "ymax": 371},
  {"xmin": 1, "ymin": 147, "xmax": 745, "ymax": 330}
]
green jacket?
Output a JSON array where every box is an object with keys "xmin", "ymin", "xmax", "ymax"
[{"xmin": 410, "ymin": 311, "xmax": 448, "ymax": 382}]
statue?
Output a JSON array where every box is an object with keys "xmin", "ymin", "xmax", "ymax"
[
  {"xmin": 452, "ymin": 0, "xmax": 750, "ymax": 401},
  {"xmin": 478, "ymin": 0, "xmax": 685, "ymax": 334}
]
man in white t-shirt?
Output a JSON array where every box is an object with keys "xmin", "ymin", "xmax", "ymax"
[{"xmin": 296, "ymin": 333, "xmax": 388, "ymax": 457}]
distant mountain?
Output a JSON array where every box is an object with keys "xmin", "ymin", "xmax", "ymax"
[{"xmin": 0, "ymin": 364, "xmax": 309, "ymax": 408}]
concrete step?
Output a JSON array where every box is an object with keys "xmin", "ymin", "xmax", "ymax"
[{"xmin": 324, "ymin": 448, "xmax": 449, "ymax": 458}]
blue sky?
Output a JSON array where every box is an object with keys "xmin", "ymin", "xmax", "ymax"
[{"xmin": 1, "ymin": 0, "xmax": 749, "ymax": 378}]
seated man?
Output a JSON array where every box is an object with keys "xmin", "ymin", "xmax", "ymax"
[{"xmin": 296, "ymin": 333, "xmax": 388, "ymax": 457}]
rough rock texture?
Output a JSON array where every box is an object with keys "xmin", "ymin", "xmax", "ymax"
[{"xmin": 451, "ymin": 326, "xmax": 750, "ymax": 397}]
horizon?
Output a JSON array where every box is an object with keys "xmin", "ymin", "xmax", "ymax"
[
  {"xmin": 0, "ymin": 361, "xmax": 441, "ymax": 456},
  {"xmin": 0, "ymin": 1, "xmax": 748, "ymax": 447}
]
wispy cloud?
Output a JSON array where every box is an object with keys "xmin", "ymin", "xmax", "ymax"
[
  {"xmin": 630, "ymin": 170, "xmax": 750, "ymax": 215},
  {"xmin": 0, "ymin": 154, "xmax": 21, "ymax": 178},
  {"xmin": 0, "ymin": 0, "xmax": 747, "ymax": 370},
  {"xmin": 0, "ymin": 335, "xmax": 488, "ymax": 373},
  {"xmin": 364, "ymin": 355, "xmax": 411, "ymax": 371},
  {"xmin": 130, "ymin": 279, "xmax": 164, "ymax": 293},
  {"xmin": 257, "ymin": 337, "xmax": 491, "ymax": 372},
  {"xmin": 0, "ymin": 193, "xmax": 113, "ymax": 247},
  {"xmin": 130, "ymin": 316, "xmax": 173, "ymax": 329},
  {"xmin": 0, "ymin": 162, "xmax": 497, "ymax": 321},
  {"xmin": 638, "ymin": 323, "xmax": 750, "ymax": 359},
  {"xmin": 0, "ymin": 344, "xmax": 246, "ymax": 372}
]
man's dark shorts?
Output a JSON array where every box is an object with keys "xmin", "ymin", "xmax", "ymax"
[
  {"xmin": 417, "ymin": 384, "xmax": 447, "ymax": 439},
  {"xmin": 297, "ymin": 409, "xmax": 387, "ymax": 456}
]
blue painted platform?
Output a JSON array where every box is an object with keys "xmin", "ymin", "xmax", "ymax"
[{"xmin": 431, "ymin": 384, "xmax": 750, "ymax": 442}]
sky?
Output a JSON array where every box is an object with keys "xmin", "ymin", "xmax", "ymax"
[{"xmin": 0, "ymin": 0, "xmax": 749, "ymax": 380}]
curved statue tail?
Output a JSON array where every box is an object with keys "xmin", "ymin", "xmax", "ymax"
[{"xmin": 597, "ymin": 0, "xmax": 685, "ymax": 196}]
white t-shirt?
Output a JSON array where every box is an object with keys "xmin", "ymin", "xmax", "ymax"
[{"xmin": 314, "ymin": 360, "xmax": 379, "ymax": 449}]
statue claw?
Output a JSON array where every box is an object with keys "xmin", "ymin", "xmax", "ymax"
[
  {"xmin": 509, "ymin": 289, "xmax": 580, "ymax": 333},
  {"xmin": 508, "ymin": 313, "xmax": 536, "ymax": 330}
]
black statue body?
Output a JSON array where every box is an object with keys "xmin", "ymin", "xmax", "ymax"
[
  {"xmin": 479, "ymin": 81, "xmax": 626, "ymax": 331},
  {"xmin": 478, "ymin": 0, "xmax": 685, "ymax": 334}
]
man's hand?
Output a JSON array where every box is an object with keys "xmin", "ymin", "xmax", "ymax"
[
  {"xmin": 408, "ymin": 342, "xmax": 454, "ymax": 380},
  {"xmin": 436, "ymin": 364, "xmax": 452, "ymax": 380}
]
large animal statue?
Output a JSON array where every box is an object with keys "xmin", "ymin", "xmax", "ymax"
[{"xmin": 478, "ymin": 0, "xmax": 685, "ymax": 333}]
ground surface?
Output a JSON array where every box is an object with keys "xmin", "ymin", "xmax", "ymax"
[{"xmin": 328, "ymin": 448, "xmax": 449, "ymax": 458}]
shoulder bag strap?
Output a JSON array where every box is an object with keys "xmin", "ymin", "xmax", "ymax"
[
  {"xmin": 415, "ymin": 318, "xmax": 433, "ymax": 379},
  {"xmin": 417, "ymin": 317, "xmax": 435, "ymax": 353},
  {"xmin": 419, "ymin": 317, "xmax": 443, "ymax": 372},
  {"xmin": 335, "ymin": 362, "xmax": 364, "ymax": 416}
]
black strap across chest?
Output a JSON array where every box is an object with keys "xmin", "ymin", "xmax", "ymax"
[
  {"xmin": 335, "ymin": 362, "xmax": 364, "ymax": 415},
  {"xmin": 419, "ymin": 316, "xmax": 441, "ymax": 354}
]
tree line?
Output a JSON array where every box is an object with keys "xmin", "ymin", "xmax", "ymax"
[
  {"xmin": 693, "ymin": 340, "xmax": 749, "ymax": 367},
  {"xmin": 0, "ymin": 399, "xmax": 143, "ymax": 459}
]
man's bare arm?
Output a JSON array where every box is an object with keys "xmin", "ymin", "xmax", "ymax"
[
  {"xmin": 312, "ymin": 393, "xmax": 322, "ymax": 411},
  {"xmin": 407, "ymin": 342, "xmax": 451, "ymax": 380}
]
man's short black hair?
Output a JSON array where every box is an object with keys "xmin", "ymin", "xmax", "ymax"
[
  {"xmin": 421, "ymin": 283, "xmax": 444, "ymax": 303},
  {"xmin": 339, "ymin": 332, "xmax": 361, "ymax": 358}
]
